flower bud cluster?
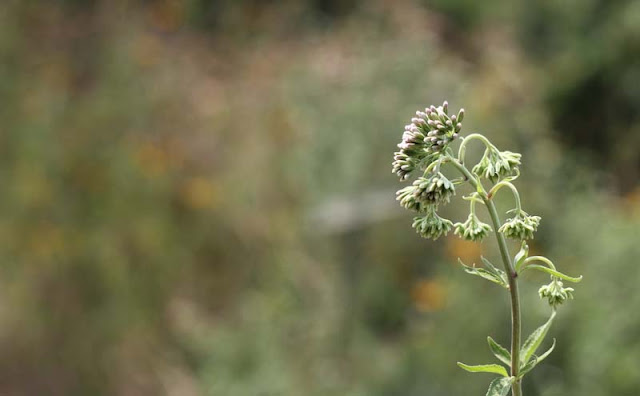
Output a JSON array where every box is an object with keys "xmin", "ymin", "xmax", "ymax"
[
  {"xmin": 392, "ymin": 101, "xmax": 463, "ymax": 180},
  {"xmin": 472, "ymin": 149, "xmax": 521, "ymax": 182},
  {"xmin": 412, "ymin": 173, "xmax": 456, "ymax": 205},
  {"xmin": 412, "ymin": 206, "xmax": 454, "ymax": 240},
  {"xmin": 396, "ymin": 172, "xmax": 456, "ymax": 212},
  {"xmin": 498, "ymin": 210, "xmax": 541, "ymax": 240},
  {"xmin": 454, "ymin": 213, "xmax": 492, "ymax": 242},
  {"xmin": 539, "ymin": 278, "xmax": 574, "ymax": 307}
]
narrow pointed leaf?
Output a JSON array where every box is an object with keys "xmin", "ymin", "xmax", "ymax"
[
  {"xmin": 536, "ymin": 338, "xmax": 556, "ymax": 364},
  {"xmin": 517, "ymin": 338, "xmax": 556, "ymax": 378},
  {"xmin": 519, "ymin": 356, "xmax": 538, "ymax": 377},
  {"xmin": 459, "ymin": 259, "xmax": 508, "ymax": 288},
  {"xmin": 487, "ymin": 336, "xmax": 511, "ymax": 367},
  {"xmin": 457, "ymin": 362, "xmax": 508, "ymax": 377},
  {"xmin": 486, "ymin": 377, "xmax": 513, "ymax": 396},
  {"xmin": 520, "ymin": 311, "xmax": 556, "ymax": 365},
  {"xmin": 480, "ymin": 256, "xmax": 500, "ymax": 274},
  {"xmin": 524, "ymin": 264, "xmax": 582, "ymax": 282},
  {"xmin": 481, "ymin": 256, "xmax": 509, "ymax": 285}
]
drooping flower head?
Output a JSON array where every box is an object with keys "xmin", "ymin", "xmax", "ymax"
[
  {"xmin": 396, "ymin": 172, "xmax": 456, "ymax": 213},
  {"xmin": 472, "ymin": 149, "xmax": 521, "ymax": 183},
  {"xmin": 412, "ymin": 172, "xmax": 456, "ymax": 205},
  {"xmin": 539, "ymin": 278, "xmax": 574, "ymax": 307},
  {"xmin": 454, "ymin": 213, "xmax": 492, "ymax": 242},
  {"xmin": 498, "ymin": 210, "xmax": 541, "ymax": 240},
  {"xmin": 412, "ymin": 206, "xmax": 454, "ymax": 240}
]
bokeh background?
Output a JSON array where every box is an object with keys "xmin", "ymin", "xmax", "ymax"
[{"xmin": 0, "ymin": 1, "xmax": 639, "ymax": 395}]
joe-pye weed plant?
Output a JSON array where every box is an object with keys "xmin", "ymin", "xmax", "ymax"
[{"xmin": 392, "ymin": 101, "xmax": 582, "ymax": 396}]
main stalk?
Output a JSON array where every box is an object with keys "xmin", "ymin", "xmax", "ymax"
[
  {"xmin": 448, "ymin": 158, "xmax": 523, "ymax": 396},
  {"xmin": 485, "ymin": 199, "xmax": 522, "ymax": 396}
]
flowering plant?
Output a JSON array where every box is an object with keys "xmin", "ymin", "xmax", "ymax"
[{"xmin": 393, "ymin": 102, "xmax": 582, "ymax": 396}]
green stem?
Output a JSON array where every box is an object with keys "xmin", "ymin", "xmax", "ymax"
[
  {"xmin": 448, "ymin": 158, "xmax": 523, "ymax": 396},
  {"xmin": 523, "ymin": 256, "xmax": 557, "ymax": 270},
  {"xmin": 488, "ymin": 181, "xmax": 522, "ymax": 213},
  {"xmin": 457, "ymin": 133, "xmax": 496, "ymax": 165}
]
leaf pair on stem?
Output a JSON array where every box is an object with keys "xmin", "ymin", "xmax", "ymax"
[{"xmin": 458, "ymin": 311, "xmax": 556, "ymax": 395}]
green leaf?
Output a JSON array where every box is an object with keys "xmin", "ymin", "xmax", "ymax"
[
  {"xmin": 480, "ymin": 256, "xmax": 508, "ymax": 283},
  {"xmin": 513, "ymin": 242, "xmax": 529, "ymax": 272},
  {"xmin": 536, "ymin": 338, "xmax": 556, "ymax": 364},
  {"xmin": 487, "ymin": 336, "xmax": 511, "ymax": 367},
  {"xmin": 520, "ymin": 311, "xmax": 556, "ymax": 365},
  {"xmin": 517, "ymin": 339, "xmax": 556, "ymax": 378},
  {"xmin": 459, "ymin": 259, "xmax": 508, "ymax": 288},
  {"xmin": 457, "ymin": 362, "xmax": 508, "ymax": 377},
  {"xmin": 485, "ymin": 377, "xmax": 513, "ymax": 396},
  {"xmin": 519, "ymin": 356, "xmax": 537, "ymax": 377},
  {"xmin": 523, "ymin": 264, "xmax": 583, "ymax": 283}
]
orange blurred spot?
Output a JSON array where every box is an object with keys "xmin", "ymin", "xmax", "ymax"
[
  {"xmin": 180, "ymin": 177, "xmax": 218, "ymax": 210},
  {"xmin": 131, "ymin": 33, "xmax": 164, "ymax": 68},
  {"xmin": 624, "ymin": 186, "xmax": 640, "ymax": 215},
  {"xmin": 148, "ymin": 1, "xmax": 186, "ymax": 33},
  {"xmin": 445, "ymin": 236, "xmax": 484, "ymax": 263},
  {"xmin": 412, "ymin": 279, "xmax": 446, "ymax": 312}
]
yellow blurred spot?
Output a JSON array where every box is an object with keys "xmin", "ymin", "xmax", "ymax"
[
  {"xmin": 445, "ymin": 236, "xmax": 484, "ymax": 263},
  {"xmin": 412, "ymin": 279, "xmax": 446, "ymax": 312},
  {"xmin": 180, "ymin": 177, "xmax": 218, "ymax": 210},
  {"xmin": 135, "ymin": 143, "xmax": 169, "ymax": 179},
  {"xmin": 29, "ymin": 223, "xmax": 65, "ymax": 260}
]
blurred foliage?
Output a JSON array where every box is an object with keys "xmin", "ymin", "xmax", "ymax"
[{"xmin": 0, "ymin": 0, "xmax": 638, "ymax": 395}]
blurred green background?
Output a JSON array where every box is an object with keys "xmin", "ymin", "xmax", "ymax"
[{"xmin": 0, "ymin": 0, "xmax": 639, "ymax": 395}]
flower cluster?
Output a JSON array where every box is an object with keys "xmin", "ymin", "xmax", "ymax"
[
  {"xmin": 412, "ymin": 206, "xmax": 454, "ymax": 240},
  {"xmin": 454, "ymin": 213, "xmax": 492, "ymax": 242},
  {"xmin": 396, "ymin": 172, "xmax": 456, "ymax": 211},
  {"xmin": 412, "ymin": 173, "xmax": 456, "ymax": 205},
  {"xmin": 539, "ymin": 278, "xmax": 575, "ymax": 307},
  {"xmin": 498, "ymin": 210, "xmax": 541, "ymax": 240},
  {"xmin": 472, "ymin": 148, "xmax": 521, "ymax": 182},
  {"xmin": 392, "ymin": 101, "xmax": 463, "ymax": 180}
]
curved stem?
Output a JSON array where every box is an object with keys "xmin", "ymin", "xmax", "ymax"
[
  {"xmin": 423, "ymin": 156, "xmax": 446, "ymax": 176},
  {"xmin": 448, "ymin": 157, "xmax": 523, "ymax": 396},
  {"xmin": 469, "ymin": 196, "xmax": 477, "ymax": 216},
  {"xmin": 523, "ymin": 256, "xmax": 557, "ymax": 270},
  {"xmin": 458, "ymin": 133, "xmax": 495, "ymax": 165},
  {"xmin": 488, "ymin": 181, "xmax": 522, "ymax": 213},
  {"xmin": 446, "ymin": 155, "xmax": 485, "ymax": 195}
]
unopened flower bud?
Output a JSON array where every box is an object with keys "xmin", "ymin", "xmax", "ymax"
[
  {"xmin": 412, "ymin": 172, "xmax": 456, "ymax": 205},
  {"xmin": 539, "ymin": 278, "xmax": 574, "ymax": 307},
  {"xmin": 412, "ymin": 206, "xmax": 453, "ymax": 240},
  {"xmin": 392, "ymin": 101, "xmax": 464, "ymax": 180},
  {"xmin": 472, "ymin": 148, "xmax": 522, "ymax": 182},
  {"xmin": 498, "ymin": 210, "xmax": 541, "ymax": 240},
  {"xmin": 454, "ymin": 213, "xmax": 492, "ymax": 241}
]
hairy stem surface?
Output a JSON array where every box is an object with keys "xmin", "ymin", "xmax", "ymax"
[{"xmin": 448, "ymin": 158, "xmax": 523, "ymax": 396}]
